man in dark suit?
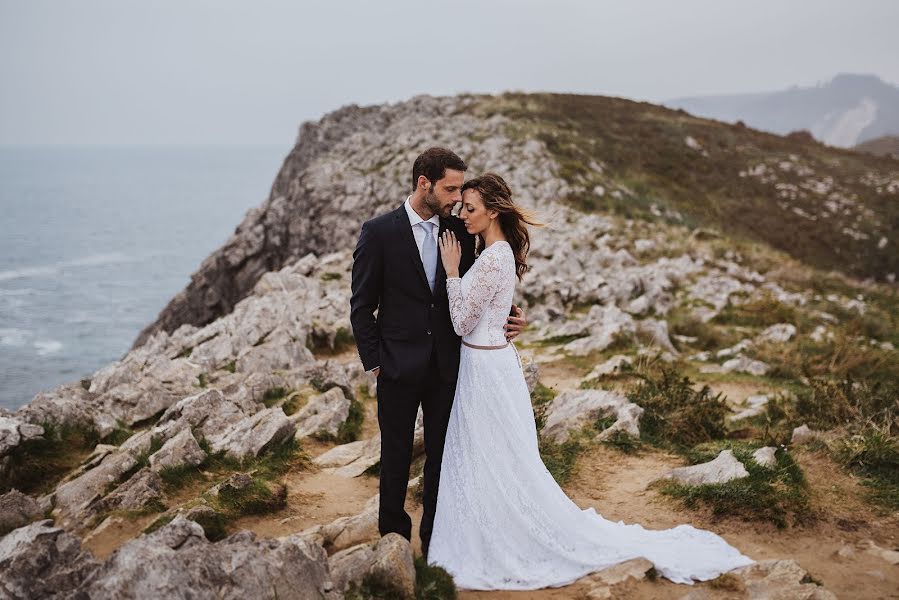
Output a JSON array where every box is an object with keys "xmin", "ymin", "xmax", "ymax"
[{"xmin": 350, "ymin": 147, "xmax": 526, "ymax": 558}]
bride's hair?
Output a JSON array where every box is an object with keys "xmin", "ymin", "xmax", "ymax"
[{"xmin": 461, "ymin": 173, "xmax": 543, "ymax": 281}]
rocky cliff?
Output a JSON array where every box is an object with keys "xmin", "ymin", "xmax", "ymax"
[
  {"xmin": 132, "ymin": 92, "xmax": 899, "ymax": 349},
  {"xmin": 2, "ymin": 93, "xmax": 898, "ymax": 599}
]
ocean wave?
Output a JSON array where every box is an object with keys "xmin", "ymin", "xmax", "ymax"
[
  {"xmin": 0, "ymin": 252, "xmax": 133, "ymax": 282},
  {"xmin": 0, "ymin": 327, "xmax": 31, "ymax": 347},
  {"xmin": 34, "ymin": 339, "xmax": 63, "ymax": 356}
]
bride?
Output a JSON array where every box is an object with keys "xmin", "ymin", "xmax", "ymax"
[{"xmin": 429, "ymin": 173, "xmax": 754, "ymax": 590}]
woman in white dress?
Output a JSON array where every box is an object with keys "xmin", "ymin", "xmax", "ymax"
[{"xmin": 429, "ymin": 173, "xmax": 754, "ymax": 590}]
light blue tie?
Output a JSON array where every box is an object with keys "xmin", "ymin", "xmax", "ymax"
[{"xmin": 421, "ymin": 221, "xmax": 438, "ymax": 293}]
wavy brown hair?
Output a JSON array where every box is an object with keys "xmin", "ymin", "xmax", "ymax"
[{"xmin": 460, "ymin": 173, "xmax": 543, "ymax": 280}]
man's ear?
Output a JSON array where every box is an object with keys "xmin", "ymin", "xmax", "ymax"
[{"xmin": 417, "ymin": 175, "xmax": 430, "ymax": 191}]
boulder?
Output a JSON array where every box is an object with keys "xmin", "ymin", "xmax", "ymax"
[
  {"xmin": 729, "ymin": 394, "xmax": 769, "ymax": 422},
  {"xmin": 543, "ymin": 390, "xmax": 643, "ymax": 443},
  {"xmin": 291, "ymin": 387, "xmax": 351, "ymax": 439},
  {"xmin": 730, "ymin": 559, "xmax": 837, "ymax": 599},
  {"xmin": 585, "ymin": 355, "xmax": 632, "ymax": 380},
  {"xmin": 751, "ymin": 446, "xmax": 778, "ymax": 469},
  {"xmin": 149, "ymin": 427, "xmax": 207, "ymax": 472},
  {"xmin": 658, "ymin": 450, "xmax": 749, "ymax": 486},
  {"xmin": 301, "ymin": 494, "xmax": 379, "ymax": 553},
  {"xmin": 89, "ymin": 467, "xmax": 166, "ymax": 514},
  {"xmin": 328, "ymin": 533, "xmax": 415, "ymax": 599},
  {"xmin": 0, "ymin": 489, "xmax": 44, "ymax": 535},
  {"xmin": 81, "ymin": 515, "xmax": 338, "ymax": 599},
  {"xmin": 758, "ymin": 323, "xmax": 797, "ymax": 344},
  {"xmin": 0, "ymin": 520, "xmax": 100, "ymax": 598}
]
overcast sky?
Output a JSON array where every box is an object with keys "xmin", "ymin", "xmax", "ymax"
[{"xmin": 2, "ymin": 0, "xmax": 898, "ymax": 146}]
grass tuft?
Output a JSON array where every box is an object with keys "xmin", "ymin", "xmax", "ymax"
[{"xmin": 657, "ymin": 441, "xmax": 812, "ymax": 528}]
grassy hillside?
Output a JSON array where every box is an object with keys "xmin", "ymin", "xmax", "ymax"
[
  {"xmin": 855, "ymin": 135, "xmax": 899, "ymax": 159},
  {"xmin": 468, "ymin": 93, "xmax": 899, "ymax": 282}
]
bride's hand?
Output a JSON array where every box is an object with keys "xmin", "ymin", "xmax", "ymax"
[{"xmin": 438, "ymin": 231, "xmax": 461, "ymax": 278}]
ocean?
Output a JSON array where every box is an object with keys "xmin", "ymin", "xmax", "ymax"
[{"xmin": 0, "ymin": 144, "xmax": 289, "ymax": 411}]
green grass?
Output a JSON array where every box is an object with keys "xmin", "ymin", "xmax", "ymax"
[
  {"xmin": 475, "ymin": 92, "xmax": 899, "ymax": 282},
  {"xmin": 710, "ymin": 291, "xmax": 799, "ymax": 328},
  {"xmin": 538, "ymin": 438, "xmax": 584, "ymax": 485},
  {"xmin": 414, "ymin": 555, "xmax": 457, "ymax": 600},
  {"xmin": 834, "ymin": 425, "xmax": 899, "ymax": 511},
  {"xmin": 261, "ymin": 386, "xmax": 289, "ymax": 408},
  {"xmin": 344, "ymin": 554, "xmax": 457, "ymax": 600},
  {"xmin": 307, "ymin": 327, "xmax": 356, "ymax": 356},
  {"xmin": 656, "ymin": 441, "xmax": 813, "ymax": 528},
  {"xmin": 627, "ymin": 364, "xmax": 729, "ymax": 449},
  {"xmin": 103, "ymin": 423, "xmax": 136, "ymax": 446},
  {"xmin": 1, "ymin": 421, "xmax": 100, "ymax": 495},
  {"xmin": 214, "ymin": 476, "xmax": 287, "ymax": 516}
]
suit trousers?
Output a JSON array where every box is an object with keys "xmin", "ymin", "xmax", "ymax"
[{"xmin": 376, "ymin": 349, "xmax": 456, "ymax": 555}]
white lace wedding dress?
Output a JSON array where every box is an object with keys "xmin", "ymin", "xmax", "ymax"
[{"xmin": 427, "ymin": 240, "xmax": 754, "ymax": 590}]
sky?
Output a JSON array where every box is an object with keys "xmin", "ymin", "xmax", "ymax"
[{"xmin": 2, "ymin": 0, "xmax": 898, "ymax": 146}]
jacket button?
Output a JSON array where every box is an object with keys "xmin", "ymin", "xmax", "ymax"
[
  {"xmin": 427, "ymin": 330, "xmax": 432, "ymax": 335},
  {"xmin": 430, "ymin": 303, "xmax": 435, "ymax": 308}
]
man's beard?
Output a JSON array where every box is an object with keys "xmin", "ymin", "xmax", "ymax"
[{"xmin": 423, "ymin": 190, "xmax": 446, "ymax": 217}]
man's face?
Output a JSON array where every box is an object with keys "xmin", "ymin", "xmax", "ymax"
[{"xmin": 423, "ymin": 169, "xmax": 464, "ymax": 218}]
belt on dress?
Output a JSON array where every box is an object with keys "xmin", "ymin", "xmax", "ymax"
[
  {"xmin": 461, "ymin": 339, "xmax": 522, "ymax": 368},
  {"xmin": 461, "ymin": 340, "xmax": 509, "ymax": 350}
]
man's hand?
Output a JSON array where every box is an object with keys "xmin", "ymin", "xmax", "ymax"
[{"xmin": 504, "ymin": 304, "xmax": 527, "ymax": 341}]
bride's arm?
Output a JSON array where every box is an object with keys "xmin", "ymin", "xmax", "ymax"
[{"xmin": 445, "ymin": 250, "xmax": 503, "ymax": 337}]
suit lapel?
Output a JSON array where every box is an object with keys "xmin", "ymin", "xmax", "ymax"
[
  {"xmin": 394, "ymin": 205, "xmax": 430, "ymax": 293},
  {"xmin": 435, "ymin": 218, "xmax": 450, "ymax": 296}
]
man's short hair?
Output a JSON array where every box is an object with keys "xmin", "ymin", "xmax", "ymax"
[{"xmin": 411, "ymin": 147, "xmax": 467, "ymax": 192}]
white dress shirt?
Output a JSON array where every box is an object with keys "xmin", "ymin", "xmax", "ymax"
[{"xmin": 404, "ymin": 196, "xmax": 440, "ymax": 261}]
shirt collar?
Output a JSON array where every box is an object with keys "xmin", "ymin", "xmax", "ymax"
[{"xmin": 404, "ymin": 196, "xmax": 440, "ymax": 229}]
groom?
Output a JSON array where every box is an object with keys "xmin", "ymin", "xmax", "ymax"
[{"xmin": 350, "ymin": 147, "xmax": 526, "ymax": 558}]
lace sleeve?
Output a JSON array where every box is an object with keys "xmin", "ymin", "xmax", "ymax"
[{"xmin": 446, "ymin": 248, "xmax": 504, "ymax": 337}]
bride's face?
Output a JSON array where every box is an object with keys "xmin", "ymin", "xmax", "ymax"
[{"xmin": 460, "ymin": 189, "xmax": 498, "ymax": 235}]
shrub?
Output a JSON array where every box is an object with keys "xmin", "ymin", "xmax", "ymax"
[
  {"xmin": 627, "ymin": 365, "xmax": 729, "ymax": 448},
  {"xmin": 413, "ymin": 555, "xmax": 457, "ymax": 600}
]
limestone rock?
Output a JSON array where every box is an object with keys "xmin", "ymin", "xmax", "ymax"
[
  {"xmin": 720, "ymin": 355, "xmax": 770, "ymax": 377},
  {"xmin": 315, "ymin": 407, "xmax": 423, "ymax": 477},
  {"xmin": 522, "ymin": 358, "xmax": 540, "ymax": 393},
  {"xmin": 562, "ymin": 305, "xmax": 636, "ymax": 356},
  {"xmin": 543, "ymin": 389, "xmax": 643, "ymax": 443},
  {"xmin": 758, "ymin": 323, "xmax": 797, "ymax": 343},
  {"xmin": 658, "ymin": 450, "xmax": 749, "ymax": 486},
  {"xmin": 791, "ymin": 424, "xmax": 822, "ymax": 445},
  {"xmin": 313, "ymin": 436, "xmax": 382, "ymax": 478},
  {"xmin": 636, "ymin": 318, "xmax": 679, "ymax": 355},
  {"xmin": 291, "ymin": 387, "xmax": 351, "ymax": 439},
  {"xmin": 301, "ymin": 495, "xmax": 379, "ymax": 553},
  {"xmin": 90, "ymin": 467, "xmax": 166, "ymax": 514},
  {"xmin": 861, "ymin": 539, "xmax": 899, "ymax": 565},
  {"xmin": 730, "ymin": 559, "xmax": 837, "ymax": 599},
  {"xmin": 585, "ymin": 355, "xmax": 632, "ymax": 381},
  {"xmin": 0, "ymin": 519, "xmax": 100, "ymax": 598},
  {"xmin": 582, "ymin": 557, "xmax": 655, "ymax": 599},
  {"xmin": 149, "ymin": 427, "xmax": 207, "ymax": 472},
  {"xmin": 751, "ymin": 446, "xmax": 778, "ymax": 468},
  {"xmin": 729, "ymin": 394, "xmax": 769, "ymax": 422},
  {"xmin": 328, "ymin": 533, "xmax": 415, "ymax": 599},
  {"xmin": 0, "ymin": 489, "xmax": 43, "ymax": 535},
  {"xmin": 82, "ymin": 515, "xmax": 338, "ymax": 599}
]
